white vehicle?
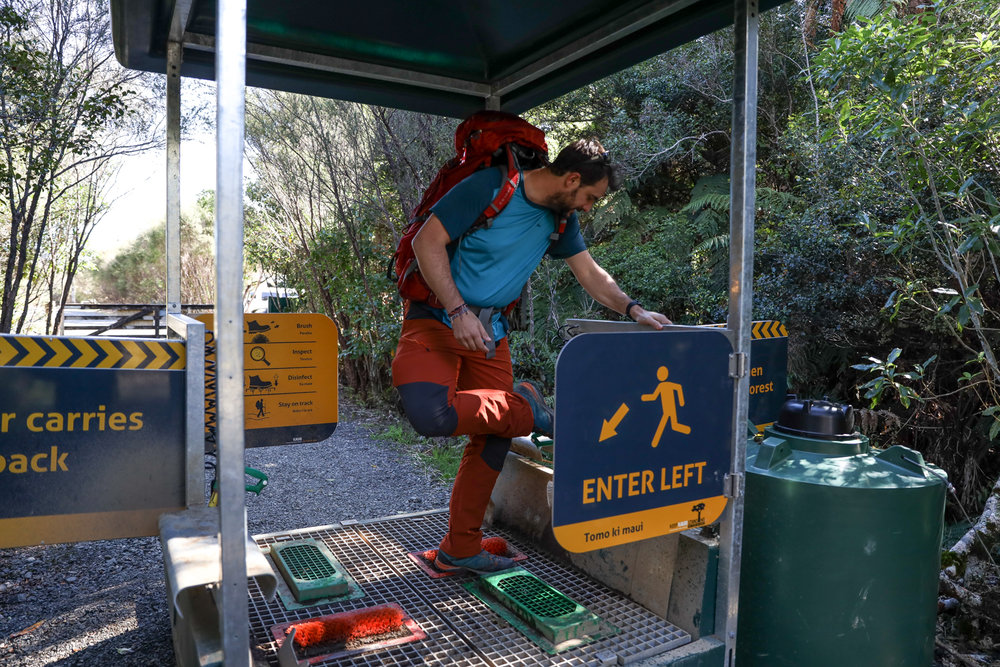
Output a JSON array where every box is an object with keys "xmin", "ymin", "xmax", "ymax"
[{"xmin": 246, "ymin": 285, "xmax": 298, "ymax": 313}]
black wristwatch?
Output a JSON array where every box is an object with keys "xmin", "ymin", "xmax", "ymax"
[{"xmin": 625, "ymin": 300, "xmax": 642, "ymax": 319}]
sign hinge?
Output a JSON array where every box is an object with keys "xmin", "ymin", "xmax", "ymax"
[
  {"xmin": 724, "ymin": 472, "xmax": 744, "ymax": 499},
  {"xmin": 729, "ymin": 352, "xmax": 747, "ymax": 379}
]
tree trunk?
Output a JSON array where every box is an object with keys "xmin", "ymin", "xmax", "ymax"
[
  {"xmin": 939, "ymin": 474, "xmax": 1000, "ymax": 621},
  {"xmin": 945, "ymin": 475, "xmax": 1000, "ymax": 572}
]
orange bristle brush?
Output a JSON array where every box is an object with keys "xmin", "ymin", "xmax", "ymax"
[
  {"xmin": 288, "ymin": 605, "xmax": 406, "ymax": 648},
  {"xmin": 422, "ymin": 536, "xmax": 509, "ymax": 563},
  {"xmin": 481, "ymin": 536, "xmax": 508, "ymax": 555}
]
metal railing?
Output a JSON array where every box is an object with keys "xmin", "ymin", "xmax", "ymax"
[{"xmin": 60, "ymin": 303, "xmax": 213, "ymax": 337}]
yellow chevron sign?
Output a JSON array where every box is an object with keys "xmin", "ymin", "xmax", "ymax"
[
  {"xmin": 751, "ymin": 321, "xmax": 787, "ymax": 339},
  {"xmin": 0, "ymin": 335, "xmax": 184, "ymax": 370},
  {"xmin": 705, "ymin": 320, "xmax": 788, "ymax": 338}
]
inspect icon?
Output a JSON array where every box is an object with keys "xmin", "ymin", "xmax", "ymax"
[{"xmin": 250, "ymin": 345, "xmax": 271, "ymax": 366}]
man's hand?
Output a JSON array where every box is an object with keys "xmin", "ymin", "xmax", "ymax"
[
  {"xmin": 565, "ymin": 251, "xmax": 673, "ymax": 330},
  {"xmin": 633, "ymin": 308, "xmax": 671, "ymax": 330},
  {"xmin": 451, "ymin": 310, "xmax": 491, "ymax": 352}
]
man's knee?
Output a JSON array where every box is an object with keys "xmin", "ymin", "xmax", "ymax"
[{"xmin": 397, "ymin": 382, "xmax": 457, "ymax": 437}]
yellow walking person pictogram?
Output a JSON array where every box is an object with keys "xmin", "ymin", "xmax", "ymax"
[{"xmin": 641, "ymin": 365, "xmax": 691, "ymax": 447}]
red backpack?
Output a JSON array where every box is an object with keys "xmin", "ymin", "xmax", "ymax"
[{"xmin": 387, "ymin": 110, "xmax": 564, "ymax": 311}]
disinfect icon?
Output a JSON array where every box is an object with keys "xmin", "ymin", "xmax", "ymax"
[{"xmin": 641, "ymin": 365, "xmax": 690, "ymax": 447}]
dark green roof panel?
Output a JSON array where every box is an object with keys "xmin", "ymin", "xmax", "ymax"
[{"xmin": 112, "ymin": 0, "xmax": 786, "ymax": 118}]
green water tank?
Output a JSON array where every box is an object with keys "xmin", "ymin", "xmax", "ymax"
[{"xmin": 737, "ymin": 398, "xmax": 946, "ymax": 667}]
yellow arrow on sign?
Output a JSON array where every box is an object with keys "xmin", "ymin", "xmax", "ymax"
[
  {"xmin": 599, "ymin": 403, "xmax": 630, "ymax": 442},
  {"xmin": 119, "ymin": 340, "xmax": 145, "ymax": 369},
  {"xmin": 69, "ymin": 337, "xmax": 99, "ymax": 367},
  {"xmin": 46, "ymin": 338, "xmax": 74, "ymax": 367},
  {"xmin": 0, "ymin": 338, "xmax": 18, "ymax": 365},
  {"xmin": 18, "ymin": 337, "xmax": 45, "ymax": 366}
]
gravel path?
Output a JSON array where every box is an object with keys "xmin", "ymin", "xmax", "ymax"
[{"xmin": 0, "ymin": 400, "xmax": 450, "ymax": 666}]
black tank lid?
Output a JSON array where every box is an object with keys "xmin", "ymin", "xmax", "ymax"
[{"xmin": 773, "ymin": 396, "xmax": 857, "ymax": 441}]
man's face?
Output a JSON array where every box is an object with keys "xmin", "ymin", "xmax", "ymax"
[{"xmin": 547, "ymin": 174, "xmax": 609, "ymax": 217}]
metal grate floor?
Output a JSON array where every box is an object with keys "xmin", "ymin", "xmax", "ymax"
[{"xmin": 249, "ymin": 510, "xmax": 690, "ymax": 666}]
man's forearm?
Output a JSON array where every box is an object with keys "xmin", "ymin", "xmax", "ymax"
[
  {"xmin": 411, "ymin": 215, "xmax": 491, "ymax": 351},
  {"xmin": 413, "ymin": 242, "xmax": 465, "ymax": 311},
  {"xmin": 585, "ymin": 277, "xmax": 630, "ymax": 314},
  {"xmin": 566, "ymin": 251, "xmax": 630, "ymax": 313},
  {"xmin": 411, "ymin": 216, "xmax": 465, "ymax": 312},
  {"xmin": 566, "ymin": 250, "xmax": 670, "ymax": 327}
]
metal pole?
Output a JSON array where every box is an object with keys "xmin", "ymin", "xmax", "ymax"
[
  {"xmin": 719, "ymin": 0, "xmax": 758, "ymax": 663},
  {"xmin": 168, "ymin": 313, "xmax": 206, "ymax": 508},
  {"xmin": 166, "ymin": 42, "xmax": 182, "ymax": 317},
  {"xmin": 215, "ymin": 0, "xmax": 249, "ymax": 664}
]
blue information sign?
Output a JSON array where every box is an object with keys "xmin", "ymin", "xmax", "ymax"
[
  {"xmin": 552, "ymin": 330, "xmax": 734, "ymax": 552},
  {"xmin": 743, "ymin": 320, "xmax": 789, "ymax": 429},
  {"xmin": 0, "ymin": 335, "xmax": 186, "ymax": 547}
]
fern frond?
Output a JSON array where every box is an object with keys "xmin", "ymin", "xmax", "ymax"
[
  {"xmin": 689, "ymin": 192, "xmax": 732, "ymax": 212},
  {"xmin": 843, "ymin": 0, "xmax": 887, "ymax": 25},
  {"xmin": 691, "ymin": 234, "xmax": 731, "ymax": 256}
]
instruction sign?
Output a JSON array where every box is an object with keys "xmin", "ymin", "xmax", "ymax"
[
  {"xmin": 0, "ymin": 334, "xmax": 186, "ymax": 548},
  {"xmin": 198, "ymin": 313, "xmax": 338, "ymax": 447},
  {"xmin": 552, "ymin": 330, "xmax": 733, "ymax": 552}
]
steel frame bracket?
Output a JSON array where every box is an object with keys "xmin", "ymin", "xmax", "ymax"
[
  {"xmin": 723, "ymin": 472, "xmax": 744, "ymax": 499},
  {"xmin": 728, "ymin": 352, "xmax": 747, "ymax": 379}
]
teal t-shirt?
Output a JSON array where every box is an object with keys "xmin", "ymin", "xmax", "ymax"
[{"xmin": 431, "ymin": 167, "xmax": 586, "ymax": 306}]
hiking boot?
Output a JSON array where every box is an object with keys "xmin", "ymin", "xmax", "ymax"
[
  {"xmin": 434, "ymin": 549, "xmax": 515, "ymax": 575},
  {"xmin": 514, "ymin": 380, "xmax": 554, "ymax": 438}
]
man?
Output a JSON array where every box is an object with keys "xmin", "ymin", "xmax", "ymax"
[{"xmin": 392, "ymin": 138, "xmax": 671, "ymax": 574}]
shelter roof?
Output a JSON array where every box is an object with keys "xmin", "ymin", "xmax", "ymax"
[{"xmin": 112, "ymin": 0, "xmax": 785, "ymax": 117}]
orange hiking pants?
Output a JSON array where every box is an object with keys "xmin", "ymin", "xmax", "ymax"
[{"xmin": 391, "ymin": 317, "xmax": 534, "ymax": 557}]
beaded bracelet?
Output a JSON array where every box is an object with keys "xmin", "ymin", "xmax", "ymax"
[{"xmin": 448, "ymin": 303, "xmax": 470, "ymax": 319}]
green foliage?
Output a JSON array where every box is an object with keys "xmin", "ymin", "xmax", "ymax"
[
  {"xmin": 0, "ymin": 0, "xmax": 156, "ymax": 332},
  {"xmin": 683, "ymin": 174, "xmax": 731, "ymax": 265},
  {"xmin": 814, "ymin": 0, "xmax": 1000, "ymax": 338},
  {"xmin": 852, "ymin": 348, "xmax": 936, "ymax": 409},
  {"xmin": 421, "ymin": 443, "xmax": 462, "ymax": 482},
  {"xmin": 87, "ymin": 213, "xmax": 214, "ymax": 303},
  {"xmin": 377, "ymin": 422, "xmax": 462, "ymax": 481},
  {"xmin": 377, "ymin": 423, "xmax": 420, "ymax": 446},
  {"xmin": 589, "ymin": 202, "xmax": 728, "ymax": 323},
  {"xmin": 92, "ymin": 227, "xmax": 166, "ymax": 301},
  {"xmin": 509, "ymin": 331, "xmax": 560, "ymax": 393},
  {"xmin": 796, "ymin": 0, "xmax": 1000, "ymax": 505}
]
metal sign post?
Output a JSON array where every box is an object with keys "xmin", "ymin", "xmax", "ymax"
[
  {"xmin": 215, "ymin": 0, "xmax": 250, "ymax": 664},
  {"xmin": 719, "ymin": 0, "xmax": 760, "ymax": 663}
]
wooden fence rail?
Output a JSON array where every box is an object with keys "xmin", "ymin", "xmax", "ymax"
[{"xmin": 60, "ymin": 304, "xmax": 214, "ymax": 337}]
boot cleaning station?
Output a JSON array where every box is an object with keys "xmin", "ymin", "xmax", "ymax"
[{"xmin": 0, "ymin": 0, "xmax": 947, "ymax": 665}]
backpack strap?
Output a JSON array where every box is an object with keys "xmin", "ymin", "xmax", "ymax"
[
  {"xmin": 470, "ymin": 144, "xmax": 521, "ymax": 232},
  {"xmin": 471, "ymin": 144, "xmax": 568, "ymax": 244},
  {"xmin": 550, "ymin": 214, "xmax": 568, "ymax": 242}
]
